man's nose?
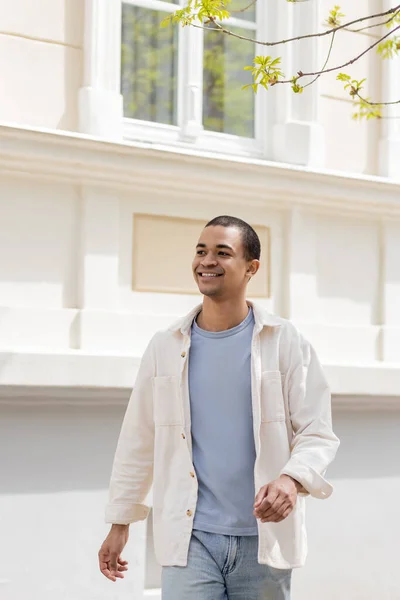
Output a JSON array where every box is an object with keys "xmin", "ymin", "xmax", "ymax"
[{"xmin": 201, "ymin": 254, "xmax": 217, "ymax": 267}]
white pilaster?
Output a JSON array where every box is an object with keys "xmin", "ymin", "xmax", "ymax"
[
  {"xmin": 180, "ymin": 26, "xmax": 204, "ymax": 141},
  {"xmin": 78, "ymin": 0, "xmax": 123, "ymax": 139},
  {"xmin": 285, "ymin": 208, "xmax": 319, "ymax": 321},
  {"xmin": 78, "ymin": 187, "xmax": 120, "ymax": 310},
  {"xmin": 378, "ymin": 1, "xmax": 400, "ymax": 179},
  {"xmin": 272, "ymin": 0, "xmax": 325, "ymax": 167},
  {"xmin": 381, "ymin": 221, "xmax": 400, "ymax": 361}
]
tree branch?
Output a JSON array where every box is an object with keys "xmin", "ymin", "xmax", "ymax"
[
  {"xmin": 230, "ymin": 0, "xmax": 256, "ymax": 15},
  {"xmin": 352, "ymin": 91, "xmax": 400, "ymax": 120},
  {"xmin": 207, "ymin": 4, "xmax": 400, "ymax": 49},
  {"xmin": 345, "ymin": 8, "xmax": 400, "ymax": 34},
  {"xmin": 173, "ymin": 1, "xmax": 400, "ymax": 121},
  {"xmin": 302, "ymin": 30, "xmax": 336, "ymax": 90},
  {"xmin": 357, "ymin": 94, "xmax": 400, "ymax": 107},
  {"xmin": 275, "ymin": 23, "xmax": 400, "ymax": 85}
]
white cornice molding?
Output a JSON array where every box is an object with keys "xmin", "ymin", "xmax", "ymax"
[
  {"xmin": 0, "ymin": 385, "xmax": 130, "ymax": 406},
  {"xmin": 1, "ymin": 123, "xmax": 400, "ymax": 217},
  {"xmin": 1, "ymin": 351, "xmax": 400, "ymax": 407},
  {"xmin": 0, "ymin": 350, "xmax": 140, "ymax": 389},
  {"xmin": 324, "ymin": 364, "xmax": 400, "ymax": 404}
]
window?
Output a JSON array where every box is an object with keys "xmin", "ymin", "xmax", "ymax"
[
  {"xmin": 121, "ymin": 4, "xmax": 179, "ymax": 126},
  {"xmin": 203, "ymin": 21, "xmax": 255, "ymax": 138},
  {"xmin": 121, "ymin": 0, "xmax": 266, "ymax": 156}
]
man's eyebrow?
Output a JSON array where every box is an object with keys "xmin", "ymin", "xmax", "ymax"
[
  {"xmin": 195, "ymin": 243, "xmax": 234, "ymax": 252},
  {"xmin": 216, "ymin": 244, "xmax": 234, "ymax": 252}
]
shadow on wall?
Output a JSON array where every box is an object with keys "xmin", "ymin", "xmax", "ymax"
[
  {"xmin": 2, "ymin": 403, "xmax": 400, "ymax": 496},
  {"xmin": 0, "ymin": 404, "xmax": 126, "ymax": 494}
]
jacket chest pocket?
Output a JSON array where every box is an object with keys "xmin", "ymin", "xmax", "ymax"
[
  {"xmin": 260, "ymin": 371, "xmax": 286, "ymax": 422},
  {"xmin": 152, "ymin": 376, "xmax": 183, "ymax": 427}
]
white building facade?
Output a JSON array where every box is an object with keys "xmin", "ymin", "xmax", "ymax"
[{"xmin": 1, "ymin": 1, "xmax": 400, "ymax": 598}]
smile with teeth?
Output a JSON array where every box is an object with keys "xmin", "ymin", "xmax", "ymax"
[{"xmin": 199, "ymin": 273, "xmax": 223, "ymax": 278}]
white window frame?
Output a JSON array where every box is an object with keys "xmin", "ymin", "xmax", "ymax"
[
  {"xmin": 79, "ymin": 0, "xmax": 323, "ymax": 166},
  {"xmin": 120, "ymin": 0, "xmax": 270, "ymax": 158}
]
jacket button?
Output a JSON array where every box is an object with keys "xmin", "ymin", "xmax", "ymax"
[
  {"xmin": 186, "ymin": 510, "xmax": 192, "ymax": 517},
  {"xmin": 181, "ymin": 433, "xmax": 186, "ymax": 439},
  {"xmin": 190, "ymin": 471, "xmax": 195, "ymax": 478},
  {"xmin": 181, "ymin": 352, "xmax": 186, "ymax": 358}
]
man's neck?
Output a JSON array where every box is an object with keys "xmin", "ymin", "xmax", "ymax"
[{"xmin": 196, "ymin": 297, "xmax": 249, "ymax": 332}]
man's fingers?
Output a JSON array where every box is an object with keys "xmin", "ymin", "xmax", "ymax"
[
  {"xmin": 98, "ymin": 548, "xmax": 117, "ymax": 582},
  {"xmin": 98, "ymin": 548, "xmax": 109, "ymax": 561},
  {"xmin": 270, "ymin": 505, "xmax": 294, "ymax": 523},
  {"xmin": 99, "ymin": 561, "xmax": 117, "ymax": 582},
  {"xmin": 118, "ymin": 558, "xmax": 129, "ymax": 571},
  {"xmin": 116, "ymin": 556, "xmax": 128, "ymax": 572},
  {"xmin": 98, "ymin": 535, "xmax": 129, "ymax": 582},
  {"xmin": 109, "ymin": 552, "xmax": 119, "ymax": 573},
  {"xmin": 114, "ymin": 570, "xmax": 125, "ymax": 579},
  {"xmin": 254, "ymin": 489, "xmax": 279, "ymax": 516},
  {"xmin": 262, "ymin": 502, "xmax": 294, "ymax": 523},
  {"xmin": 258, "ymin": 490, "xmax": 278, "ymax": 509},
  {"xmin": 260, "ymin": 496, "xmax": 287, "ymax": 521},
  {"xmin": 255, "ymin": 477, "xmax": 298, "ymax": 522},
  {"xmin": 254, "ymin": 485, "xmax": 268, "ymax": 507},
  {"xmin": 99, "ymin": 559, "xmax": 125, "ymax": 580},
  {"xmin": 256, "ymin": 483, "xmax": 294, "ymax": 517}
]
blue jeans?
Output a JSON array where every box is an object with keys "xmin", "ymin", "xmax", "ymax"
[{"xmin": 162, "ymin": 530, "xmax": 292, "ymax": 600}]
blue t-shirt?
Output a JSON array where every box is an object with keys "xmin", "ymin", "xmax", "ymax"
[{"xmin": 189, "ymin": 308, "xmax": 258, "ymax": 536}]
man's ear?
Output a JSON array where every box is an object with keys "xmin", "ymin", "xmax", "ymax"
[{"xmin": 247, "ymin": 259, "xmax": 260, "ymax": 278}]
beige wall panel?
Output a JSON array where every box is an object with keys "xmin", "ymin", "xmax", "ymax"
[
  {"xmin": 0, "ymin": 0, "xmax": 84, "ymax": 47},
  {"xmin": 0, "ymin": 35, "xmax": 82, "ymax": 131},
  {"xmin": 321, "ymin": 96, "xmax": 380, "ymax": 175},
  {"xmin": 132, "ymin": 215, "xmax": 270, "ymax": 297}
]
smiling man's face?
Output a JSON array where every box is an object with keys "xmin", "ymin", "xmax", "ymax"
[{"xmin": 192, "ymin": 225, "xmax": 258, "ymax": 300}]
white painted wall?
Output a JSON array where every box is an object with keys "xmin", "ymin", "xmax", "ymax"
[
  {"xmin": 0, "ymin": 0, "xmax": 83, "ymax": 131},
  {"xmin": 294, "ymin": 407, "xmax": 400, "ymax": 600},
  {"xmin": 1, "ymin": 401, "xmax": 399, "ymax": 600},
  {"xmin": 0, "ymin": 403, "xmax": 134, "ymax": 600},
  {"xmin": 0, "ymin": 178, "xmax": 79, "ymax": 310}
]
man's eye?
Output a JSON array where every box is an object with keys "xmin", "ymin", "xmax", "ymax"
[
  {"xmin": 197, "ymin": 250, "xmax": 205, "ymax": 255},
  {"xmin": 218, "ymin": 252, "xmax": 229, "ymax": 256}
]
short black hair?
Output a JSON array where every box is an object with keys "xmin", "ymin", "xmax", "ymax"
[{"xmin": 205, "ymin": 215, "xmax": 261, "ymax": 261}]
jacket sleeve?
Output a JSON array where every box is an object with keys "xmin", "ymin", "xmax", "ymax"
[
  {"xmin": 105, "ymin": 335, "xmax": 157, "ymax": 524},
  {"xmin": 280, "ymin": 331, "xmax": 340, "ymax": 499}
]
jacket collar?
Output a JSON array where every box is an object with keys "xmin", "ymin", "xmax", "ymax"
[{"xmin": 169, "ymin": 301, "xmax": 282, "ymax": 336}]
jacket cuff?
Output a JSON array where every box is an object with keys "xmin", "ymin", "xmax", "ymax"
[
  {"xmin": 105, "ymin": 503, "xmax": 150, "ymax": 524},
  {"xmin": 280, "ymin": 459, "xmax": 333, "ymax": 499}
]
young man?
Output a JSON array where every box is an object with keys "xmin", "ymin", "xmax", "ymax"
[{"xmin": 98, "ymin": 216, "xmax": 339, "ymax": 599}]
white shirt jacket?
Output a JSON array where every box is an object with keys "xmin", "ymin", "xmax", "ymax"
[{"xmin": 105, "ymin": 302, "xmax": 340, "ymax": 569}]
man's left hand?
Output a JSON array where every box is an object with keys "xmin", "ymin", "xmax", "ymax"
[{"xmin": 253, "ymin": 475, "xmax": 301, "ymax": 523}]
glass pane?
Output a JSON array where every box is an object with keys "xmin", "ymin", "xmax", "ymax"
[
  {"xmin": 228, "ymin": 0, "xmax": 256, "ymax": 21},
  {"xmin": 203, "ymin": 25, "xmax": 255, "ymax": 138},
  {"xmin": 121, "ymin": 4, "xmax": 178, "ymax": 125}
]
